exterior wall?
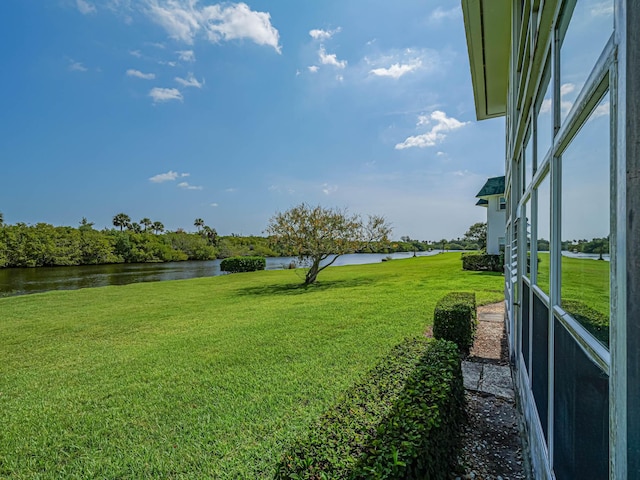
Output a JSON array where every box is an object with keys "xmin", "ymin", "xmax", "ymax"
[
  {"xmin": 486, "ymin": 195, "xmax": 506, "ymax": 254},
  {"xmin": 498, "ymin": 1, "xmax": 629, "ymax": 479}
]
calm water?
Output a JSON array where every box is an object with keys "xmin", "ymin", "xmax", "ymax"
[{"xmin": 0, "ymin": 251, "xmax": 440, "ymax": 298}]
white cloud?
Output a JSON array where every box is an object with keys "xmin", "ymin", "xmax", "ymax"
[
  {"xmin": 318, "ymin": 46, "xmax": 346, "ymax": 69},
  {"xmin": 159, "ymin": 60, "xmax": 178, "ymax": 67},
  {"xmin": 591, "ymin": 1, "xmax": 614, "ymax": 17},
  {"xmin": 177, "ymin": 49, "xmax": 195, "ymax": 62},
  {"xmin": 321, "ymin": 183, "xmax": 338, "ymax": 195},
  {"xmin": 540, "ymin": 98, "xmax": 552, "ymax": 114},
  {"xmin": 395, "ymin": 110, "xmax": 469, "ymax": 150},
  {"xmin": 68, "ymin": 60, "xmax": 88, "ymax": 72},
  {"xmin": 428, "ymin": 6, "xmax": 461, "ymax": 23},
  {"xmin": 336, "ymin": 74, "xmax": 344, "ymax": 82},
  {"xmin": 178, "ymin": 181, "xmax": 203, "ymax": 190},
  {"xmin": 149, "ymin": 171, "xmax": 189, "ymax": 183},
  {"xmin": 76, "ymin": 0, "xmax": 96, "ymax": 15},
  {"xmin": 175, "ymin": 73, "xmax": 204, "ymax": 88},
  {"xmin": 308, "ymin": 65, "xmax": 319, "ymax": 73},
  {"xmin": 210, "ymin": 202, "xmax": 219, "ymax": 207},
  {"xmin": 364, "ymin": 49, "xmax": 443, "ymax": 80},
  {"xmin": 591, "ymin": 101, "xmax": 610, "ymax": 120},
  {"xmin": 149, "ymin": 87, "xmax": 183, "ymax": 103},
  {"xmin": 309, "ymin": 27, "xmax": 341, "ymax": 41},
  {"xmin": 144, "ymin": 1, "xmax": 281, "ymax": 53},
  {"xmin": 225, "ymin": 188, "xmax": 237, "ymax": 192},
  {"xmin": 129, "ymin": 49, "xmax": 142, "ymax": 58},
  {"xmin": 127, "ymin": 69, "xmax": 156, "ymax": 79},
  {"xmin": 560, "ymin": 83, "xmax": 575, "ymax": 96},
  {"xmin": 369, "ymin": 59, "xmax": 422, "ymax": 79}
]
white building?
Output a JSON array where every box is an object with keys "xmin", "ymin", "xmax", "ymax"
[
  {"xmin": 475, "ymin": 176, "xmax": 506, "ymax": 254},
  {"xmin": 461, "ymin": 1, "xmax": 639, "ymax": 479}
]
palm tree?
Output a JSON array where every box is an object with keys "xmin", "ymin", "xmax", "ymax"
[
  {"xmin": 130, "ymin": 222, "xmax": 142, "ymax": 233},
  {"xmin": 140, "ymin": 218, "xmax": 152, "ymax": 232},
  {"xmin": 202, "ymin": 225, "xmax": 218, "ymax": 246},
  {"xmin": 113, "ymin": 213, "xmax": 131, "ymax": 231},
  {"xmin": 194, "ymin": 218, "xmax": 204, "ymax": 232},
  {"xmin": 0, "ymin": 211, "xmax": 4, "ymax": 226},
  {"xmin": 151, "ymin": 221, "xmax": 165, "ymax": 234}
]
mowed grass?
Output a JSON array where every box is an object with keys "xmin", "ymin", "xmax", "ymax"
[
  {"xmin": 537, "ymin": 253, "xmax": 609, "ymax": 316},
  {"xmin": 0, "ymin": 253, "xmax": 503, "ymax": 479}
]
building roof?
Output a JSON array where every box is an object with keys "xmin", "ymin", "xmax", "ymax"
[
  {"xmin": 476, "ymin": 198, "xmax": 489, "ymax": 207},
  {"xmin": 476, "ymin": 176, "xmax": 505, "ymax": 198},
  {"xmin": 461, "ymin": 0, "xmax": 511, "ymax": 120}
]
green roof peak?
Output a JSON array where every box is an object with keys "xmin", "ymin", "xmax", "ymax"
[{"xmin": 476, "ymin": 176, "xmax": 505, "ymax": 198}]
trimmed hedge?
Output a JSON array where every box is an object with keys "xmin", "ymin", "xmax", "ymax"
[
  {"xmin": 461, "ymin": 253, "xmax": 503, "ymax": 272},
  {"xmin": 275, "ymin": 338, "xmax": 465, "ymax": 480},
  {"xmin": 220, "ymin": 256, "xmax": 266, "ymax": 273},
  {"xmin": 562, "ymin": 299, "xmax": 609, "ymax": 344},
  {"xmin": 432, "ymin": 292, "xmax": 477, "ymax": 355}
]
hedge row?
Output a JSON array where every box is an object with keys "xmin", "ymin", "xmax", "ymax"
[
  {"xmin": 461, "ymin": 253, "xmax": 503, "ymax": 272},
  {"xmin": 562, "ymin": 299, "xmax": 609, "ymax": 344},
  {"xmin": 220, "ymin": 256, "xmax": 266, "ymax": 273},
  {"xmin": 275, "ymin": 338, "xmax": 465, "ymax": 480},
  {"xmin": 432, "ymin": 292, "xmax": 477, "ymax": 355}
]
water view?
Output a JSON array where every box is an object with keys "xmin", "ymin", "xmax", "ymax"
[{"xmin": 0, "ymin": 251, "xmax": 441, "ymax": 298}]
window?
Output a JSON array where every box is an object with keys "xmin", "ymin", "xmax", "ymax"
[
  {"xmin": 535, "ymin": 175, "xmax": 551, "ymax": 295},
  {"xmin": 559, "ymin": 0, "xmax": 613, "ymax": 124},
  {"xmin": 499, "ymin": 197, "xmax": 506, "ymax": 210},
  {"xmin": 560, "ymin": 92, "xmax": 610, "ymax": 347}
]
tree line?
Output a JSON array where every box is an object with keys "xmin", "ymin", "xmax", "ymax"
[
  {"xmin": 0, "ymin": 213, "xmax": 282, "ymax": 268},
  {"xmin": 0, "ymin": 210, "xmax": 491, "ymax": 269}
]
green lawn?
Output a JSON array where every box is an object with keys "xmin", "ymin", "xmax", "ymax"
[
  {"xmin": 536, "ymin": 252, "xmax": 609, "ymax": 344},
  {"xmin": 0, "ymin": 253, "xmax": 503, "ymax": 479}
]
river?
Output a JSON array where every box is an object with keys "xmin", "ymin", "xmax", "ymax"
[{"xmin": 0, "ymin": 251, "xmax": 441, "ymax": 298}]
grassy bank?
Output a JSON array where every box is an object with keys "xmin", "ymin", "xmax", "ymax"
[{"xmin": 0, "ymin": 253, "xmax": 503, "ymax": 479}]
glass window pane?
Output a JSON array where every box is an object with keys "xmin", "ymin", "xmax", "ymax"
[
  {"xmin": 524, "ymin": 132, "xmax": 533, "ymax": 190},
  {"xmin": 536, "ymin": 71, "xmax": 552, "ymax": 163},
  {"xmin": 559, "ymin": 0, "xmax": 613, "ymax": 123},
  {"xmin": 536, "ymin": 175, "xmax": 551, "ymax": 295},
  {"xmin": 561, "ymin": 93, "xmax": 610, "ymax": 347},
  {"xmin": 524, "ymin": 199, "xmax": 531, "ymax": 279}
]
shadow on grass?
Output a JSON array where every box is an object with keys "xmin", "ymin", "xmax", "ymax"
[
  {"xmin": 237, "ymin": 277, "xmax": 375, "ymax": 297},
  {"xmin": 464, "ymin": 270, "xmax": 504, "ymax": 277}
]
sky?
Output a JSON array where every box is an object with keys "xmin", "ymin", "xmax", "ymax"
[{"xmin": 0, "ymin": 0, "xmax": 511, "ymax": 240}]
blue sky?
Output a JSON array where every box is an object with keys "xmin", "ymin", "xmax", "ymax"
[{"xmin": 0, "ymin": 0, "xmax": 509, "ymax": 240}]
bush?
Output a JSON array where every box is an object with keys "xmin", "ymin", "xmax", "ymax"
[
  {"xmin": 432, "ymin": 292, "xmax": 477, "ymax": 355},
  {"xmin": 562, "ymin": 300, "xmax": 609, "ymax": 344},
  {"xmin": 220, "ymin": 256, "xmax": 266, "ymax": 273},
  {"xmin": 275, "ymin": 338, "xmax": 465, "ymax": 480},
  {"xmin": 461, "ymin": 253, "xmax": 503, "ymax": 272}
]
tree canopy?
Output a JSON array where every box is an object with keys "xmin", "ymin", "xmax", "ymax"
[
  {"xmin": 464, "ymin": 222, "xmax": 487, "ymax": 251},
  {"xmin": 266, "ymin": 203, "xmax": 392, "ymax": 285}
]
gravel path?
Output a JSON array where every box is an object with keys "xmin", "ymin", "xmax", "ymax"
[{"xmin": 449, "ymin": 302, "xmax": 530, "ymax": 480}]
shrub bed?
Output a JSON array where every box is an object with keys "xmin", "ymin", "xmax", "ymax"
[
  {"xmin": 432, "ymin": 292, "xmax": 477, "ymax": 355},
  {"xmin": 275, "ymin": 338, "xmax": 465, "ymax": 480},
  {"xmin": 461, "ymin": 253, "xmax": 503, "ymax": 272},
  {"xmin": 220, "ymin": 256, "xmax": 266, "ymax": 273}
]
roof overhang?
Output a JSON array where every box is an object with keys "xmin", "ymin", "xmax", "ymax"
[{"xmin": 461, "ymin": 0, "xmax": 511, "ymax": 120}]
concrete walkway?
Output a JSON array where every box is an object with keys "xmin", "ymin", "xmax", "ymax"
[
  {"xmin": 462, "ymin": 304, "xmax": 515, "ymax": 399},
  {"xmin": 462, "ymin": 361, "xmax": 515, "ymax": 400}
]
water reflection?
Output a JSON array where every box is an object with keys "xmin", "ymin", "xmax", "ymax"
[{"xmin": 0, "ymin": 251, "xmax": 440, "ymax": 298}]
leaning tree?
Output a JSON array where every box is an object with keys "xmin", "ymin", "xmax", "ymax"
[{"xmin": 266, "ymin": 203, "xmax": 392, "ymax": 285}]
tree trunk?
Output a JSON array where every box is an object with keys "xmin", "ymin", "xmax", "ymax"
[{"xmin": 305, "ymin": 260, "xmax": 320, "ymax": 285}]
